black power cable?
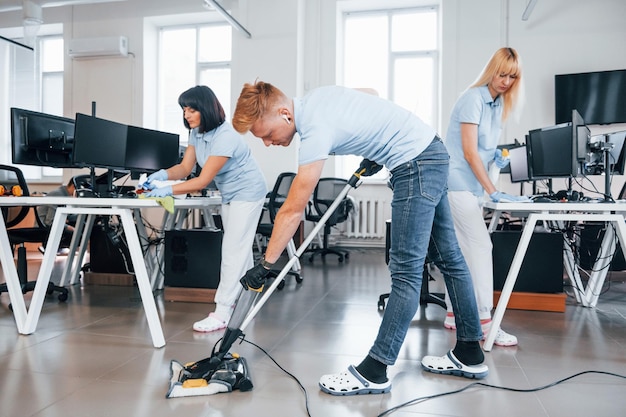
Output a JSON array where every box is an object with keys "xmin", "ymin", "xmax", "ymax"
[{"xmin": 377, "ymin": 370, "xmax": 626, "ymax": 416}]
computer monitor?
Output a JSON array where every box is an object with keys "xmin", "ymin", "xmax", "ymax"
[
  {"xmin": 124, "ymin": 125, "xmax": 179, "ymax": 173},
  {"xmin": 509, "ymin": 145, "xmax": 530, "ymax": 183},
  {"xmin": 526, "ymin": 122, "xmax": 578, "ymax": 180},
  {"xmin": 11, "ymin": 107, "xmax": 76, "ymax": 168},
  {"xmin": 72, "ymin": 113, "xmax": 128, "ymax": 171},
  {"xmin": 555, "ymin": 69, "xmax": 626, "ymax": 125},
  {"xmin": 72, "ymin": 113, "xmax": 179, "ymax": 173},
  {"xmin": 607, "ymin": 130, "xmax": 626, "ymax": 175},
  {"xmin": 572, "ymin": 109, "xmax": 590, "ymax": 162}
]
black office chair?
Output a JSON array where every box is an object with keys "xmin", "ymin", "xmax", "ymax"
[
  {"xmin": 0, "ymin": 165, "xmax": 69, "ymax": 304},
  {"xmin": 377, "ymin": 219, "xmax": 446, "ymax": 310},
  {"xmin": 256, "ymin": 172, "xmax": 302, "ymax": 287},
  {"xmin": 305, "ymin": 177, "xmax": 352, "ymax": 262}
]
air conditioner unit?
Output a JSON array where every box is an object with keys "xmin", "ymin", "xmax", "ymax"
[{"xmin": 68, "ymin": 36, "xmax": 128, "ymax": 59}]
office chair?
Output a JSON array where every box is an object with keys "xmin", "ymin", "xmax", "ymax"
[
  {"xmin": 305, "ymin": 177, "xmax": 352, "ymax": 262},
  {"xmin": 256, "ymin": 172, "xmax": 302, "ymax": 288},
  {"xmin": 0, "ymin": 165, "xmax": 69, "ymax": 304},
  {"xmin": 377, "ymin": 219, "xmax": 446, "ymax": 310}
]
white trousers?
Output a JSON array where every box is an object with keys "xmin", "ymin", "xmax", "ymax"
[
  {"xmin": 446, "ymin": 191, "xmax": 494, "ymax": 319},
  {"xmin": 213, "ymin": 197, "xmax": 265, "ymax": 318}
]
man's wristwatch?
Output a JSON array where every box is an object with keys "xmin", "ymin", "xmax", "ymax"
[{"xmin": 260, "ymin": 255, "xmax": 274, "ymax": 270}]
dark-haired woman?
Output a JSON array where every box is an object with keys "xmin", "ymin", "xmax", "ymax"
[{"xmin": 144, "ymin": 85, "xmax": 267, "ymax": 332}]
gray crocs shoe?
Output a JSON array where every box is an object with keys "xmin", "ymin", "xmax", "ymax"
[
  {"xmin": 421, "ymin": 350, "xmax": 489, "ymax": 379},
  {"xmin": 319, "ymin": 365, "xmax": 391, "ymax": 396}
]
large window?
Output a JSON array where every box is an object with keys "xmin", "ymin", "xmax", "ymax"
[
  {"xmin": 157, "ymin": 23, "xmax": 232, "ymax": 144},
  {"xmin": 0, "ymin": 34, "xmax": 64, "ymax": 181},
  {"xmin": 337, "ymin": 4, "xmax": 440, "ymax": 178}
]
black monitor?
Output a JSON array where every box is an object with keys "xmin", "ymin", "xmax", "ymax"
[
  {"xmin": 72, "ymin": 113, "xmax": 179, "ymax": 173},
  {"xmin": 555, "ymin": 69, "xmax": 626, "ymax": 125},
  {"xmin": 607, "ymin": 130, "xmax": 626, "ymax": 175},
  {"xmin": 124, "ymin": 126, "xmax": 179, "ymax": 173},
  {"xmin": 11, "ymin": 107, "xmax": 76, "ymax": 168},
  {"xmin": 72, "ymin": 113, "xmax": 128, "ymax": 171},
  {"xmin": 509, "ymin": 145, "xmax": 530, "ymax": 183},
  {"xmin": 572, "ymin": 109, "xmax": 590, "ymax": 162},
  {"xmin": 527, "ymin": 122, "xmax": 578, "ymax": 180}
]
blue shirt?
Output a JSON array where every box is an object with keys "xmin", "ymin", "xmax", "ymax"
[
  {"xmin": 446, "ymin": 85, "xmax": 503, "ymax": 196},
  {"xmin": 189, "ymin": 122, "xmax": 267, "ymax": 203},
  {"xmin": 293, "ymin": 86, "xmax": 437, "ymax": 171}
]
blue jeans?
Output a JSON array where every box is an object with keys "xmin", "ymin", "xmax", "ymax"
[{"xmin": 369, "ymin": 137, "xmax": 482, "ymax": 366}]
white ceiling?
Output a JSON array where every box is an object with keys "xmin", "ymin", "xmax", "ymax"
[{"xmin": 0, "ymin": 0, "xmax": 128, "ymax": 14}]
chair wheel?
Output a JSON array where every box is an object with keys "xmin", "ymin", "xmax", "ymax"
[
  {"xmin": 58, "ymin": 292, "xmax": 68, "ymax": 302},
  {"xmin": 378, "ymin": 300, "xmax": 385, "ymax": 310},
  {"xmin": 344, "ymin": 253, "xmax": 350, "ymax": 259},
  {"xmin": 338, "ymin": 255, "xmax": 344, "ymax": 262},
  {"xmin": 277, "ymin": 280, "xmax": 285, "ymax": 290},
  {"xmin": 295, "ymin": 274, "xmax": 303, "ymax": 284}
]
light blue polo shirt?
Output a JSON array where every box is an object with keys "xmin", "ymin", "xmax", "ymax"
[
  {"xmin": 446, "ymin": 85, "xmax": 503, "ymax": 196},
  {"xmin": 189, "ymin": 121, "xmax": 267, "ymax": 203},
  {"xmin": 293, "ymin": 86, "xmax": 437, "ymax": 171}
]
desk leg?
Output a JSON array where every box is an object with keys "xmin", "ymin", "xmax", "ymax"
[
  {"xmin": 484, "ymin": 214, "xmax": 538, "ymax": 352},
  {"xmin": 23, "ymin": 211, "xmax": 67, "ymax": 334},
  {"xmin": 60, "ymin": 212, "xmax": 85, "ymax": 287},
  {"xmin": 562, "ymin": 233, "xmax": 584, "ymax": 305},
  {"xmin": 0, "ymin": 215, "xmax": 28, "ymax": 333},
  {"xmin": 118, "ymin": 209, "xmax": 165, "ymax": 348},
  {"xmin": 70, "ymin": 214, "xmax": 96, "ymax": 285},
  {"xmin": 584, "ymin": 223, "xmax": 618, "ymax": 307}
]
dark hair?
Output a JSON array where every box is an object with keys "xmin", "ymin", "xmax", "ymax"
[{"xmin": 178, "ymin": 85, "xmax": 226, "ymax": 133}]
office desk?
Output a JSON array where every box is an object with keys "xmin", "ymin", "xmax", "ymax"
[
  {"xmin": 0, "ymin": 196, "xmax": 220, "ymax": 348},
  {"xmin": 483, "ymin": 200, "xmax": 626, "ymax": 351}
]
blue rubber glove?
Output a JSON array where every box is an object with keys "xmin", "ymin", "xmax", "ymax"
[
  {"xmin": 494, "ymin": 149, "xmax": 510, "ymax": 169},
  {"xmin": 143, "ymin": 169, "xmax": 168, "ymax": 190},
  {"xmin": 490, "ymin": 191, "xmax": 531, "ymax": 203},
  {"xmin": 144, "ymin": 185, "xmax": 173, "ymax": 198}
]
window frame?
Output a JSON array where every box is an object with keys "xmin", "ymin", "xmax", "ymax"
[
  {"xmin": 0, "ymin": 30, "xmax": 65, "ymax": 183},
  {"xmin": 156, "ymin": 22, "xmax": 232, "ymax": 146},
  {"xmin": 336, "ymin": 2, "xmax": 441, "ymax": 182}
]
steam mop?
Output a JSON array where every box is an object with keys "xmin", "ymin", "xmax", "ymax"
[{"xmin": 166, "ymin": 159, "xmax": 382, "ymax": 398}]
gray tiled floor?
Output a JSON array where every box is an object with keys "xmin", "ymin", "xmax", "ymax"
[{"xmin": 1, "ymin": 247, "xmax": 626, "ymax": 417}]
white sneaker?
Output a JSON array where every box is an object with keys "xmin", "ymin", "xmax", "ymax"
[
  {"xmin": 192, "ymin": 313, "xmax": 227, "ymax": 333},
  {"xmin": 443, "ymin": 313, "xmax": 456, "ymax": 330},
  {"xmin": 486, "ymin": 327, "xmax": 518, "ymax": 347}
]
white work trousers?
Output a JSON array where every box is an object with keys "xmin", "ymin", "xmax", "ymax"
[
  {"xmin": 446, "ymin": 191, "xmax": 494, "ymax": 319},
  {"xmin": 213, "ymin": 198, "xmax": 265, "ymax": 317}
]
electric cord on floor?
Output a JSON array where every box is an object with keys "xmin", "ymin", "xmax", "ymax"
[
  {"xmin": 244, "ymin": 339, "xmax": 312, "ymax": 417},
  {"xmin": 377, "ymin": 370, "xmax": 626, "ymax": 417}
]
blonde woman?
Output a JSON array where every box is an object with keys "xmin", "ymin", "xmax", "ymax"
[{"xmin": 444, "ymin": 47, "xmax": 528, "ymax": 346}]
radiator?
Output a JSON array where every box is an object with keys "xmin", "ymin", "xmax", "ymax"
[{"xmin": 345, "ymin": 197, "xmax": 388, "ymax": 239}]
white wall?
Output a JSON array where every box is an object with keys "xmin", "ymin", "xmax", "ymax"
[{"xmin": 1, "ymin": 0, "xmax": 626, "ymax": 197}]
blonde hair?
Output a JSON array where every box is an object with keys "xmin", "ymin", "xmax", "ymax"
[
  {"xmin": 471, "ymin": 47, "xmax": 522, "ymax": 121},
  {"xmin": 232, "ymin": 80, "xmax": 289, "ymax": 133}
]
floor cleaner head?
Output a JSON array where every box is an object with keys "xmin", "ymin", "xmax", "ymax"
[{"xmin": 166, "ymin": 352, "xmax": 253, "ymax": 398}]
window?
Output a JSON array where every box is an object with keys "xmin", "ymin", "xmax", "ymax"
[
  {"xmin": 0, "ymin": 34, "xmax": 64, "ymax": 181},
  {"xmin": 157, "ymin": 23, "xmax": 232, "ymax": 145},
  {"xmin": 337, "ymin": 4, "xmax": 440, "ymax": 179}
]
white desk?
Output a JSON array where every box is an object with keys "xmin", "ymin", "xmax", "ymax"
[
  {"xmin": 483, "ymin": 200, "xmax": 626, "ymax": 351},
  {"xmin": 0, "ymin": 196, "xmax": 220, "ymax": 348}
]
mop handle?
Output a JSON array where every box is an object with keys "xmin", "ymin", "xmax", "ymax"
[{"xmin": 239, "ymin": 180, "xmax": 359, "ymax": 332}]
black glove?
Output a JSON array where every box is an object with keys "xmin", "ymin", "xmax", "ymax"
[
  {"xmin": 358, "ymin": 158, "xmax": 383, "ymax": 177},
  {"xmin": 240, "ymin": 263, "xmax": 271, "ymax": 291}
]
